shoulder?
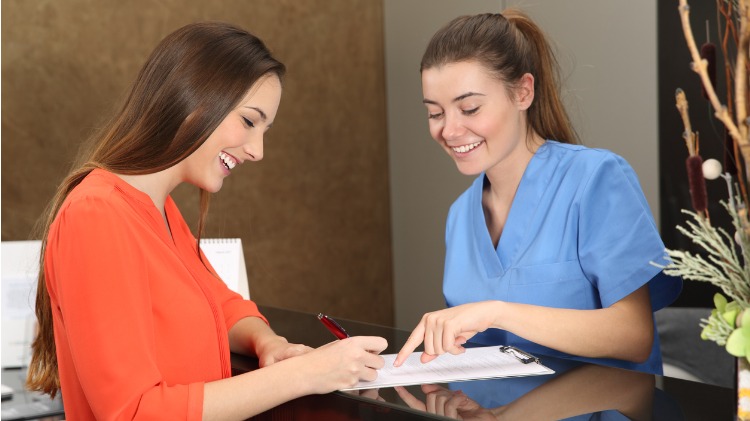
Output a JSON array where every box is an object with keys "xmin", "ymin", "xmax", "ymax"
[
  {"xmin": 55, "ymin": 172, "xmax": 134, "ymax": 228},
  {"xmin": 541, "ymin": 141, "xmax": 637, "ymax": 185},
  {"xmin": 542, "ymin": 141, "xmax": 629, "ymax": 168}
]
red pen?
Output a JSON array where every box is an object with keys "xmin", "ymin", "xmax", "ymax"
[{"xmin": 317, "ymin": 313, "xmax": 350, "ymax": 339}]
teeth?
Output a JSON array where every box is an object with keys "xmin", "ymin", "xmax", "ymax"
[
  {"xmin": 451, "ymin": 141, "xmax": 482, "ymax": 153},
  {"xmin": 219, "ymin": 152, "xmax": 236, "ymax": 170}
]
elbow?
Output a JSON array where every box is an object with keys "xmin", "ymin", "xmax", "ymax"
[
  {"xmin": 629, "ymin": 345, "xmax": 652, "ymax": 364},
  {"xmin": 623, "ymin": 327, "xmax": 654, "ymax": 364}
]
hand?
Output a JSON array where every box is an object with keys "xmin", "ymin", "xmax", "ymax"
[
  {"xmin": 297, "ymin": 336, "xmax": 388, "ymax": 394},
  {"xmin": 395, "ymin": 384, "xmax": 496, "ymax": 420},
  {"xmin": 255, "ymin": 336, "xmax": 313, "ymax": 367},
  {"xmin": 394, "ymin": 302, "xmax": 499, "ymax": 366}
]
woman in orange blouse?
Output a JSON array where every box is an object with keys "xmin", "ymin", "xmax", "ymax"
[{"xmin": 26, "ymin": 22, "xmax": 387, "ymax": 420}]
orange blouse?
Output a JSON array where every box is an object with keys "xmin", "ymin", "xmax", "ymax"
[{"xmin": 45, "ymin": 169, "xmax": 267, "ymax": 420}]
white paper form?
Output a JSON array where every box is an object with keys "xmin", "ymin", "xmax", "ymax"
[{"xmin": 343, "ymin": 346, "xmax": 554, "ymax": 390}]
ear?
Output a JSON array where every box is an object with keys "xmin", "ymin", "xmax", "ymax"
[{"xmin": 514, "ymin": 73, "xmax": 535, "ymax": 111}]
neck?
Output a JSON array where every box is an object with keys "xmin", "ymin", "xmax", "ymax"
[
  {"xmin": 484, "ymin": 134, "xmax": 543, "ymax": 201},
  {"xmin": 115, "ymin": 168, "xmax": 179, "ymax": 216}
]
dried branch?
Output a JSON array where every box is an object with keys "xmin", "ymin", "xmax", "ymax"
[
  {"xmin": 679, "ymin": 0, "xmax": 748, "ymax": 168},
  {"xmin": 736, "ymin": 1, "xmax": 749, "ymax": 141},
  {"xmin": 676, "ymin": 88, "xmax": 698, "ymax": 156}
]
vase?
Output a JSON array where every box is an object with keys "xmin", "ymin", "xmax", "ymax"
[{"xmin": 739, "ymin": 357, "xmax": 750, "ymax": 420}]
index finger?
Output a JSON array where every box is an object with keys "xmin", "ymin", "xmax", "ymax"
[
  {"xmin": 394, "ymin": 323, "xmax": 426, "ymax": 367},
  {"xmin": 349, "ymin": 335, "xmax": 389, "ymax": 354}
]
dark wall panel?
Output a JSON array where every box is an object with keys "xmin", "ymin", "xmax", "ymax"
[{"xmin": 1, "ymin": 0, "xmax": 394, "ymax": 326}]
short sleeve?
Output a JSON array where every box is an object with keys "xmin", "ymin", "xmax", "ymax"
[{"xmin": 577, "ymin": 154, "xmax": 681, "ymax": 310}]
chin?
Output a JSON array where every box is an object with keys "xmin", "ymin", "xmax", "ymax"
[
  {"xmin": 206, "ymin": 182, "xmax": 223, "ymax": 193},
  {"xmin": 454, "ymin": 162, "xmax": 484, "ymax": 176},
  {"xmin": 190, "ymin": 179, "xmax": 223, "ymax": 193}
]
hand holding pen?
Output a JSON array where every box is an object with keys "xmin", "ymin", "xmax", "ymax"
[{"xmin": 307, "ymin": 313, "xmax": 387, "ymax": 390}]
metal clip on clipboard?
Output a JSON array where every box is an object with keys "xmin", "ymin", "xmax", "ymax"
[{"xmin": 499, "ymin": 346, "xmax": 540, "ymax": 364}]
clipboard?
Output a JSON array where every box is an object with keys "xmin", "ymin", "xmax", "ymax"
[{"xmin": 343, "ymin": 345, "xmax": 554, "ymax": 390}]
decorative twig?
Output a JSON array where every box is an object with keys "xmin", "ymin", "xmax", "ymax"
[
  {"xmin": 675, "ymin": 90, "xmax": 710, "ymax": 216},
  {"xmin": 735, "ymin": 0, "xmax": 749, "ymax": 141},
  {"xmin": 676, "ymin": 88, "xmax": 698, "ymax": 156},
  {"xmin": 679, "ymin": 0, "xmax": 750, "ymax": 184}
]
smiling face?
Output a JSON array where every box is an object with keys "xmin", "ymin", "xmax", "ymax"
[
  {"xmin": 421, "ymin": 60, "xmax": 538, "ymax": 177},
  {"xmin": 177, "ymin": 74, "xmax": 282, "ymax": 193}
]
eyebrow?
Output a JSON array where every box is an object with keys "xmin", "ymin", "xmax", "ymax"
[
  {"xmin": 243, "ymin": 106, "xmax": 267, "ymax": 122},
  {"xmin": 423, "ymin": 92, "xmax": 485, "ymax": 105}
]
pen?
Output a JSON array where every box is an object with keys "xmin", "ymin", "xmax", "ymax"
[{"xmin": 317, "ymin": 313, "xmax": 350, "ymax": 339}]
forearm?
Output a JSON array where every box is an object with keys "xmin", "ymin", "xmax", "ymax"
[
  {"xmin": 493, "ymin": 287, "xmax": 654, "ymax": 362},
  {"xmin": 202, "ymin": 356, "xmax": 312, "ymax": 420},
  {"xmin": 228, "ymin": 316, "xmax": 284, "ymax": 356},
  {"xmin": 203, "ymin": 336, "xmax": 389, "ymax": 420}
]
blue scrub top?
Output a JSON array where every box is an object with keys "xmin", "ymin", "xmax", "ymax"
[{"xmin": 443, "ymin": 141, "xmax": 682, "ymax": 374}]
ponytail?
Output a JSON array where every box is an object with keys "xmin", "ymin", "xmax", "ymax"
[{"xmin": 503, "ymin": 9, "xmax": 578, "ymax": 145}]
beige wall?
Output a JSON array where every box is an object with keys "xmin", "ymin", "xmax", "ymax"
[{"xmin": 1, "ymin": 0, "xmax": 394, "ymax": 326}]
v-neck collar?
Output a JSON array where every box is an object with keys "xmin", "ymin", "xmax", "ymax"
[
  {"xmin": 90, "ymin": 169, "xmax": 178, "ymax": 246},
  {"xmin": 471, "ymin": 141, "xmax": 560, "ymax": 277}
]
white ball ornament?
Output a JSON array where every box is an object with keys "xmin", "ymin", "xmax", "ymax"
[{"xmin": 702, "ymin": 158, "xmax": 722, "ymax": 180}]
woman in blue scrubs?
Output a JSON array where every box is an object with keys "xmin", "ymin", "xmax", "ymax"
[{"xmin": 394, "ymin": 9, "xmax": 681, "ymax": 375}]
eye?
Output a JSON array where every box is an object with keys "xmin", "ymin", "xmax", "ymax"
[
  {"xmin": 428, "ymin": 111, "xmax": 443, "ymax": 120},
  {"xmin": 462, "ymin": 107, "xmax": 479, "ymax": 116},
  {"xmin": 242, "ymin": 117, "xmax": 255, "ymax": 128}
]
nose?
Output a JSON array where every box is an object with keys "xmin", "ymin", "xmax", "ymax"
[
  {"xmin": 441, "ymin": 113, "xmax": 465, "ymax": 141},
  {"xmin": 243, "ymin": 133, "xmax": 264, "ymax": 162}
]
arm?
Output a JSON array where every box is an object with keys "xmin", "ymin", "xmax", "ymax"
[
  {"xmin": 202, "ymin": 335, "xmax": 387, "ymax": 420},
  {"xmin": 227, "ymin": 316, "xmax": 313, "ymax": 366},
  {"xmin": 395, "ymin": 285, "xmax": 653, "ymax": 366},
  {"xmin": 495, "ymin": 285, "xmax": 653, "ymax": 361}
]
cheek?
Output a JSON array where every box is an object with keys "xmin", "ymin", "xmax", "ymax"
[{"xmin": 474, "ymin": 116, "xmax": 507, "ymax": 139}]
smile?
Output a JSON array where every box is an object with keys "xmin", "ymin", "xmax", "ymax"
[
  {"xmin": 219, "ymin": 151, "xmax": 238, "ymax": 170},
  {"xmin": 451, "ymin": 140, "xmax": 483, "ymax": 154}
]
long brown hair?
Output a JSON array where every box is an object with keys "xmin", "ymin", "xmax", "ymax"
[
  {"xmin": 420, "ymin": 9, "xmax": 579, "ymax": 145},
  {"xmin": 26, "ymin": 21, "xmax": 285, "ymax": 397}
]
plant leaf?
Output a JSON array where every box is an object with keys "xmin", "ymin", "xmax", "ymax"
[
  {"xmin": 715, "ymin": 293, "xmax": 728, "ymax": 312},
  {"xmin": 726, "ymin": 327, "xmax": 750, "ymax": 357},
  {"xmin": 723, "ymin": 308, "xmax": 739, "ymax": 327},
  {"xmin": 742, "ymin": 310, "xmax": 750, "ymax": 329}
]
